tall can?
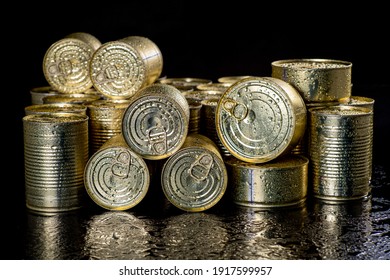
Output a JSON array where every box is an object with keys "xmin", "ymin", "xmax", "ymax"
[
  {"xmin": 23, "ymin": 113, "xmax": 89, "ymax": 213},
  {"xmin": 42, "ymin": 32, "xmax": 101, "ymax": 94},
  {"xmin": 215, "ymin": 77, "xmax": 307, "ymax": 163},
  {"xmin": 84, "ymin": 133, "xmax": 151, "ymax": 211},
  {"xmin": 90, "ymin": 36, "xmax": 163, "ymax": 99},
  {"xmin": 161, "ymin": 133, "xmax": 228, "ymax": 212},
  {"xmin": 121, "ymin": 83, "xmax": 189, "ymax": 160},
  {"xmin": 308, "ymin": 105, "xmax": 373, "ymax": 200}
]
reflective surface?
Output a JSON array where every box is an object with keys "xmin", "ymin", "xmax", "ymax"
[{"xmin": 17, "ymin": 164, "xmax": 390, "ymax": 260}]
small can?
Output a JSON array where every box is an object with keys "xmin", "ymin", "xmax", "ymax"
[
  {"xmin": 271, "ymin": 58, "xmax": 352, "ymax": 103},
  {"xmin": 42, "ymin": 32, "xmax": 101, "ymax": 94},
  {"xmin": 215, "ymin": 77, "xmax": 307, "ymax": 163},
  {"xmin": 87, "ymin": 98, "xmax": 131, "ymax": 155},
  {"xmin": 308, "ymin": 105, "xmax": 373, "ymax": 200},
  {"xmin": 225, "ymin": 155, "xmax": 309, "ymax": 208},
  {"xmin": 30, "ymin": 85, "xmax": 60, "ymax": 105},
  {"xmin": 84, "ymin": 133, "xmax": 150, "ymax": 211},
  {"xmin": 121, "ymin": 83, "xmax": 189, "ymax": 160},
  {"xmin": 24, "ymin": 103, "xmax": 88, "ymax": 116},
  {"xmin": 187, "ymin": 98, "xmax": 203, "ymax": 134},
  {"xmin": 42, "ymin": 93, "xmax": 101, "ymax": 105},
  {"xmin": 90, "ymin": 36, "xmax": 163, "ymax": 99},
  {"xmin": 23, "ymin": 113, "xmax": 89, "ymax": 213},
  {"xmin": 339, "ymin": 96, "xmax": 375, "ymax": 111},
  {"xmin": 157, "ymin": 77, "xmax": 212, "ymax": 92},
  {"xmin": 217, "ymin": 75, "xmax": 256, "ymax": 85},
  {"xmin": 161, "ymin": 133, "xmax": 228, "ymax": 212}
]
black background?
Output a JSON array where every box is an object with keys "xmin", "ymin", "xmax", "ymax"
[{"xmin": 3, "ymin": 3, "xmax": 390, "ymax": 258}]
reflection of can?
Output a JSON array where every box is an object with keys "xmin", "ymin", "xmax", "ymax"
[
  {"xmin": 90, "ymin": 36, "xmax": 163, "ymax": 99},
  {"xmin": 225, "ymin": 155, "xmax": 308, "ymax": 208},
  {"xmin": 23, "ymin": 113, "xmax": 89, "ymax": 213},
  {"xmin": 309, "ymin": 105, "xmax": 373, "ymax": 200},
  {"xmin": 84, "ymin": 133, "xmax": 150, "ymax": 211},
  {"xmin": 87, "ymin": 99, "xmax": 131, "ymax": 154},
  {"xmin": 122, "ymin": 83, "xmax": 189, "ymax": 160},
  {"xmin": 271, "ymin": 58, "xmax": 352, "ymax": 102},
  {"xmin": 216, "ymin": 77, "xmax": 307, "ymax": 163},
  {"xmin": 161, "ymin": 133, "xmax": 228, "ymax": 212},
  {"xmin": 43, "ymin": 32, "xmax": 101, "ymax": 94},
  {"xmin": 24, "ymin": 103, "xmax": 87, "ymax": 116},
  {"xmin": 30, "ymin": 86, "xmax": 60, "ymax": 105}
]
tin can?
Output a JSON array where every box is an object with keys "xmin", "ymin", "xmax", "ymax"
[
  {"xmin": 30, "ymin": 85, "xmax": 60, "ymax": 105},
  {"xmin": 182, "ymin": 90, "xmax": 222, "ymax": 102},
  {"xmin": 225, "ymin": 155, "xmax": 308, "ymax": 208},
  {"xmin": 308, "ymin": 105, "xmax": 373, "ymax": 200},
  {"xmin": 90, "ymin": 36, "xmax": 163, "ymax": 99},
  {"xmin": 196, "ymin": 82, "xmax": 231, "ymax": 93},
  {"xmin": 339, "ymin": 96, "xmax": 375, "ymax": 111},
  {"xmin": 157, "ymin": 77, "xmax": 212, "ymax": 92},
  {"xmin": 271, "ymin": 58, "xmax": 352, "ymax": 103},
  {"xmin": 217, "ymin": 75, "xmax": 256, "ymax": 85},
  {"xmin": 161, "ymin": 133, "xmax": 228, "ymax": 212},
  {"xmin": 122, "ymin": 83, "xmax": 189, "ymax": 160},
  {"xmin": 42, "ymin": 93, "xmax": 101, "ymax": 105},
  {"xmin": 187, "ymin": 98, "xmax": 203, "ymax": 134},
  {"xmin": 42, "ymin": 32, "xmax": 101, "ymax": 94},
  {"xmin": 24, "ymin": 103, "xmax": 87, "ymax": 116},
  {"xmin": 87, "ymin": 98, "xmax": 131, "ymax": 155},
  {"xmin": 84, "ymin": 133, "xmax": 150, "ymax": 211},
  {"xmin": 23, "ymin": 113, "xmax": 89, "ymax": 213},
  {"xmin": 216, "ymin": 77, "xmax": 307, "ymax": 163}
]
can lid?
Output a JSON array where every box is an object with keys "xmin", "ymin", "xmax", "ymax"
[
  {"xmin": 216, "ymin": 77, "xmax": 306, "ymax": 163},
  {"xmin": 84, "ymin": 146, "xmax": 150, "ymax": 210},
  {"xmin": 161, "ymin": 146, "xmax": 228, "ymax": 212}
]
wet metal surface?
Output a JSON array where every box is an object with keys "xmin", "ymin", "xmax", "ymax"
[{"xmin": 19, "ymin": 164, "xmax": 390, "ymax": 260}]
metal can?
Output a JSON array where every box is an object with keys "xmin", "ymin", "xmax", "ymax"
[
  {"xmin": 271, "ymin": 58, "xmax": 352, "ymax": 103},
  {"xmin": 182, "ymin": 90, "xmax": 222, "ymax": 102},
  {"xmin": 196, "ymin": 82, "xmax": 231, "ymax": 93},
  {"xmin": 24, "ymin": 103, "xmax": 87, "ymax": 116},
  {"xmin": 308, "ymin": 105, "xmax": 373, "ymax": 200},
  {"xmin": 187, "ymin": 98, "xmax": 203, "ymax": 134},
  {"xmin": 339, "ymin": 96, "xmax": 375, "ymax": 111},
  {"xmin": 122, "ymin": 83, "xmax": 190, "ymax": 160},
  {"xmin": 90, "ymin": 36, "xmax": 163, "ymax": 99},
  {"xmin": 42, "ymin": 93, "xmax": 101, "ymax": 105},
  {"xmin": 225, "ymin": 155, "xmax": 309, "ymax": 208},
  {"xmin": 42, "ymin": 32, "xmax": 101, "ymax": 94},
  {"xmin": 157, "ymin": 77, "xmax": 212, "ymax": 92},
  {"xmin": 217, "ymin": 75, "xmax": 256, "ymax": 85},
  {"xmin": 84, "ymin": 133, "xmax": 151, "ymax": 211},
  {"xmin": 30, "ymin": 85, "xmax": 60, "ymax": 105},
  {"xmin": 23, "ymin": 113, "xmax": 89, "ymax": 213},
  {"xmin": 161, "ymin": 133, "xmax": 228, "ymax": 212},
  {"xmin": 87, "ymin": 98, "xmax": 131, "ymax": 155},
  {"xmin": 216, "ymin": 77, "xmax": 307, "ymax": 163}
]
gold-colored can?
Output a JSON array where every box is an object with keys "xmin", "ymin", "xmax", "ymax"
[
  {"xmin": 42, "ymin": 93, "xmax": 101, "ymax": 105},
  {"xmin": 216, "ymin": 77, "xmax": 307, "ymax": 163},
  {"xmin": 121, "ymin": 83, "xmax": 189, "ymax": 160},
  {"xmin": 187, "ymin": 98, "xmax": 203, "ymax": 134},
  {"xmin": 225, "ymin": 155, "xmax": 309, "ymax": 208},
  {"xmin": 196, "ymin": 82, "xmax": 231, "ymax": 93},
  {"xmin": 182, "ymin": 89, "xmax": 222, "ymax": 102},
  {"xmin": 84, "ymin": 133, "xmax": 150, "ymax": 211},
  {"xmin": 217, "ymin": 75, "xmax": 256, "ymax": 85},
  {"xmin": 339, "ymin": 96, "xmax": 375, "ymax": 111},
  {"xmin": 24, "ymin": 103, "xmax": 88, "ymax": 116},
  {"xmin": 157, "ymin": 77, "xmax": 212, "ymax": 92},
  {"xmin": 42, "ymin": 32, "xmax": 101, "ymax": 94},
  {"xmin": 87, "ymin": 98, "xmax": 131, "ymax": 155},
  {"xmin": 23, "ymin": 113, "xmax": 89, "ymax": 213},
  {"xmin": 308, "ymin": 105, "xmax": 373, "ymax": 200},
  {"xmin": 30, "ymin": 85, "xmax": 61, "ymax": 105},
  {"xmin": 161, "ymin": 133, "xmax": 228, "ymax": 212},
  {"xmin": 90, "ymin": 36, "xmax": 163, "ymax": 99},
  {"xmin": 271, "ymin": 58, "xmax": 352, "ymax": 103}
]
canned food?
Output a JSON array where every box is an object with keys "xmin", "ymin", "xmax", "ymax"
[
  {"xmin": 42, "ymin": 93, "xmax": 101, "ymax": 105},
  {"xmin": 157, "ymin": 77, "xmax": 212, "ymax": 92},
  {"xmin": 308, "ymin": 105, "xmax": 373, "ymax": 200},
  {"xmin": 30, "ymin": 85, "xmax": 60, "ymax": 105},
  {"xmin": 42, "ymin": 32, "xmax": 101, "ymax": 94},
  {"xmin": 225, "ymin": 155, "xmax": 308, "ymax": 208},
  {"xmin": 187, "ymin": 98, "xmax": 203, "ymax": 134},
  {"xmin": 161, "ymin": 133, "xmax": 228, "ymax": 212},
  {"xmin": 271, "ymin": 58, "xmax": 352, "ymax": 102},
  {"xmin": 339, "ymin": 96, "xmax": 375, "ymax": 111},
  {"xmin": 121, "ymin": 83, "xmax": 190, "ymax": 160},
  {"xmin": 23, "ymin": 113, "xmax": 89, "ymax": 213},
  {"xmin": 90, "ymin": 36, "xmax": 163, "ymax": 99},
  {"xmin": 216, "ymin": 77, "xmax": 307, "ymax": 163},
  {"xmin": 24, "ymin": 103, "xmax": 87, "ymax": 116},
  {"xmin": 84, "ymin": 133, "xmax": 150, "ymax": 211}
]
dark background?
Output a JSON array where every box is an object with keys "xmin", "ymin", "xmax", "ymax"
[{"xmin": 3, "ymin": 3, "xmax": 389, "ymax": 257}]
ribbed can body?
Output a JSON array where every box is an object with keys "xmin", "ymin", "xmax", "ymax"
[{"xmin": 23, "ymin": 113, "xmax": 89, "ymax": 212}]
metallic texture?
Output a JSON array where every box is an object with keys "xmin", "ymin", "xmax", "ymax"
[
  {"xmin": 90, "ymin": 36, "xmax": 163, "ymax": 99},
  {"xmin": 87, "ymin": 99, "xmax": 131, "ymax": 155},
  {"xmin": 196, "ymin": 82, "xmax": 231, "ymax": 93},
  {"xmin": 271, "ymin": 58, "xmax": 352, "ymax": 103},
  {"xmin": 157, "ymin": 77, "xmax": 212, "ymax": 92},
  {"xmin": 30, "ymin": 86, "xmax": 60, "ymax": 105},
  {"xmin": 42, "ymin": 93, "xmax": 101, "ymax": 105},
  {"xmin": 217, "ymin": 75, "xmax": 255, "ymax": 85},
  {"xmin": 84, "ymin": 133, "xmax": 150, "ymax": 210},
  {"xmin": 161, "ymin": 133, "xmax": 228, "ymax": 212},
  {"xmin": 187, "ymin": 98, "xmax": 202, "ymax": 134},
  {"xmin": 23, "ymin": 113, "xmax": 89, "ymax": 213},
  {"xmin": 225, "ymin": 155, "xmax": 308, "ymax": 208},
  {"xmin": 216, "ymin": 77, "xmax": 307, "ymax": 163},
  {"xmin": 308, "ymin": 105, "xmax": 373, "ymax": 200},
  {"xmin": 24, "ymin": 103, "xmax": 87, "ymax": 116},
  {"xmin": 182, "ymin": 90, "xmax": 222, "ymax": 102},
  {"xmin": 42, "ymin": 32, "xmax": 101, "ymax": 94},
  {"xmin": 122, "ymin": 83, "xmax": 189, "ymax": 160},
  {"xmin": 339, "ymin": 96, "xmax": 375, "ymax": 111}
]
